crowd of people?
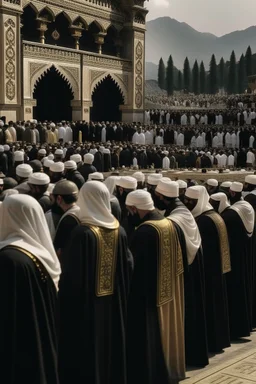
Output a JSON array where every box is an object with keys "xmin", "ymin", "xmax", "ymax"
[
  {"xmin": 1, "ymin": 114, "xmax": 256, "ymax": 383},
  {"xmin": 145, "ymin": 91, "xmax": 256, "ymax": 109},
  {"xmin": 1, "ymin": 139, "xmax": 256, "ymax": 383}
]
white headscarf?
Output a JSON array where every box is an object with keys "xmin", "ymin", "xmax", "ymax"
[
  {"xmin": 186, "ymin": 186, "xmax": 213, "ymax": 218},
  {"xmin": 104, "ymin": 176, "xmax": 121, "ymax": 195},
  {"xmin": 0, "ymin": 195, "xmax": 61, "ymax": 289},
  {"xmin": 230, "ymin": 200, "xmax": 255, "ymax": 237},
  {"xmin": 210, "ymin": 192, "xmax": 230, "ymax": 214},
  {"xmin": 167, "ymin": 205, "xmax": 201, "ymax": 265},
  {"xmin": 78, "ymin": 181, "xmax": 118, "ymax": 229}
]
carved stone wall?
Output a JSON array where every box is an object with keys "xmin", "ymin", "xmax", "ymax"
[
  {"xmin": 133, "ymin": 31, "xmax": 145, "ymax": 110},
  {"xmin": 4, "ymin": 17, "xmax": 16, "ymax": 103}
]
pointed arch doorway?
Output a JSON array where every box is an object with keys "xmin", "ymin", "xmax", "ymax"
[
  {"xmin": 91, "ymin": 75, "xmax": 124, "ymax": 122},
  {"xmin": 33, "ymin": 66, "xmax": 74, "ymax": 122}
]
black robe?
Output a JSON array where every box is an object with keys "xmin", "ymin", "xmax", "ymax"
[
  {"xmin": 221, "ymin": 208, "xmax": 253, "ymax": 338},
  {"xmin": 127, "ymin": 210, "xmax": 175, "ymax": 384},
  {"xmin": 166, "ymin": 202, "xmax": 209, "ymax": 367},
  {"xmin": 0, "ymin": 246, "xmax": 59, "ymax": 384},
  {"xmin": 196, "ymin": 210, "xmax": 230, "ymax": 352},
  {"xmin": 58, "ymin": 224, "xmax": 133, "ymax": 384}
]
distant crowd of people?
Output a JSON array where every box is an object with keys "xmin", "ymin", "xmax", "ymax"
[{"xmin": 145, "ymin": 92, "xmax": 256, "ymax": 109}]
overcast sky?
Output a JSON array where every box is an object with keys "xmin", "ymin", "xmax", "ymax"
[{"xmin": 146, "ymin": 0, "xmax": 256, "ymax": 36}]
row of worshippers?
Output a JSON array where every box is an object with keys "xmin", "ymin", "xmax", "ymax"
[
  {"xmin": 1, "ymin": 169, "xmax": 256, "ymax": 384},
  {"xmin": 145, "ymin": 108, "xmax": 256, "ymax": 126},
  {"xmin": 132, "ymin": 126, "xmax": 256, "ymax": 150},
  {"xmin": 2, "ymin": 171, "xmax": 256, "ymax": 384}
]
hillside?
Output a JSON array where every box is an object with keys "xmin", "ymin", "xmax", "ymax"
[{"xmin": 145, "ymin": 17, "xmax": 256, "ymax": 79}]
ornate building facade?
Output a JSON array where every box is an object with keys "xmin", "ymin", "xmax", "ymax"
[{"xmin": 0, "ymin": 0, "xmax": 148, "ymax": 123}]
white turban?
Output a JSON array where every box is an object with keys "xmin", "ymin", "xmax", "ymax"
[
  {"xmin": 126, "ymin": 190, "xmax": 154, "ymax": 211},
  {"xmin": 210, "ymin": 192, "xmax": 230, "ymax": 214}
]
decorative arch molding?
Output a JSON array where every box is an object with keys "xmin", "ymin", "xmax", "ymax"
[
  {"xmin": 91, "ymin": 71, "xmax": 128, "ymax": 104},
  {"xmin": 30, "ymin": 63, "xmax": 80, "ymax": 100}
]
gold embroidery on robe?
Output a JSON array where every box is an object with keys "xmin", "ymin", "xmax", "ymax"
[
  {"xmin": 83, "ymin": 221, "xmax": 119, "ymax": 297},
  {"xmin": 205, "ymin": 211, "xmax": 231, "ymax": 274},
  {"xmin": 139, "ymin": 218, "xmax": 183, "ymax": 307},
  {"xmin": 3, "ymin": 245, "xmax": 48, "ymax": 282}
]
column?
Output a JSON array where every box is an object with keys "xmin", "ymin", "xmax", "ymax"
[
  {"xmin": 70, "ymin": 26, "xmax": 83, "ymax": 50},
  {"xmin": 0, "ymin": 1, "xmax": 23, "ymax": 122},
  {"xmin": 37, "ymin": 19, "xmax": 49, "ymax": 45},
  {"xmin": 94, "ymin": 32, "xmax": 106, "ymax": 55}
]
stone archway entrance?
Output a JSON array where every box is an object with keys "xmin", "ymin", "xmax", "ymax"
[
  {"xmin": 33, "ymin": 66, "xmax": 74, "ymax": 122},
  {"xmin": 91, "ymin": 75, "xmax": 124, "ymax": 122}
]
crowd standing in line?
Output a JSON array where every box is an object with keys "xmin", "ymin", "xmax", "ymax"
[{"xmin": 1, "ymin": 114, "xmax": 256, "ymax": 384}]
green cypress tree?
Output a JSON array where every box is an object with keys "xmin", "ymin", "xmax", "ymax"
[
  {"xmin": 209, "ymin": 54, "xmax": 218, "ymax": 94},
  {"xmin": 218, "ymin": 57, "xmax": 225, "ymax": 90},
  {"xmin": 192, "ymin": 60, "xmax": 199, "ymax": 94},
  {"xmin": 199, "ymin": 61, "xmax": 206, "ymax": 94},
  {"xmin": 177, "ymin": 70, "xmax": 183, "ymax": 91},
  {"xmin": 166, "ymin": 55, "xmax": 174, "ymax": 96},
  {"xmin": 245, "ymin": 46, "xmax": 253, "ymax": 77},
  {"xmin": 227, "ymin": 50, "xmax": 237, "ymax": 94},
  {"xmin": 183, "ymin": 57, "xmax": 191, "ymax": 92},
  {"xmin": 238, "ymin": 54, "xmax": 247, "ymax": 93},
  {"xmin": 158, "ymin": 57, "xmax": 166, "ymax": 90}
]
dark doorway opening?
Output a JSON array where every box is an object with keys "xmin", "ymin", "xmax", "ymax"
[
  {"xmin": 90, "ymin": 75, "xmax": 124, "ymax": 122},
  {"xmin": 33, "ymin": 66, "xmax": 74, "ymax": 122}
]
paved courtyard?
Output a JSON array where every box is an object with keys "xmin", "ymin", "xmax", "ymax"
[{"xmin": 185, "ymin": 332, "xmax": 256, "ymax": 384}]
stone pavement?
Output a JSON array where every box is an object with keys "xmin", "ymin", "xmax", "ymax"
[{"xmin": 184, "ymin": 332, "xmax": 256, "ymax": 384}]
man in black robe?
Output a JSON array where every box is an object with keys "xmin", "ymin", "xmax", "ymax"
[
  {"xmin": 80, "ymin": 153, "xmax": 97, "ymax": 181},
  {"xmin": 125, "ymin": 190, "xmax": 185, "ymax": 382},
  {"xmin": 58, "ymin": 181, "xmax": 133, "ymax": 384},
  {"xmin": 154, "ymin": 179, "xmax": 209, "ymax": 367},
  {"xmin": 0, "ymin": 194, "xmax": 61, "ymax": 384},
  {"xmin": 244, "ymin": 175, "xmax": 256, "ymax": 327},
  {"xmin": 222, "ymin": 182, "xmax": 255, "ymax": 338},
  {"xmin": 184, "ymin": 186, "xmax": 231, "ymax": 353},
  {"xmin": 64, "ymin": 160, "xmax": 85, "ymax": 190}
]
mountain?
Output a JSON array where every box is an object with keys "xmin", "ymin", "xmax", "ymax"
[{"xmin": 145, "ymin": 17, "xmax": 256, "ymax": 79}]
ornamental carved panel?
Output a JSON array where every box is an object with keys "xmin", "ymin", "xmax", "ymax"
[
  {"xmin": 4, "ymin": 18, "xmax": 16, "ymax": 101},
  {"xmin": 134, "ymin": 40, "xmax": 143, "ymax": 109}
]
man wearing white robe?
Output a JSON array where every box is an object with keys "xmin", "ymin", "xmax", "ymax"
[
  {"xmin": 177, "ymin": 132, "xmax": 184, "ymax": 146},
  {"xmin": 166, "ymin": 112, "xmax": 171, "ymax": 125},
  {"xmin": 196, "ymin": 134, "xmax": 203, "ymax": 149},
  {"xmin": 64, "ymin": 124, "xmax": 73, "ymax": 143},
  {"xmin": 231, "ymin": 132, "xmax": 237, "ymax": 149},
  {"xmin": 249, "ymin": 135, "xmax": 255, "ymax": 148},
  {"xmin": 145, "ymin": 129, "xmax": 153, "ymax": 145},
  {"xmin": 190, "ymin": 115, "xmax": 195, "ymax": 126},
  {"xmin": 101, "ymin": 125, "xmax": 107, "ymax": 142},
  {"xmin": 246, "ymin": 150, "xmax": 255, "ymax": 167},
  {"xmin": 181, "ymin": 113, "xmax": 187, "ymax": 126},
  {"xmin": 162, "ymin": 152, "xmax": 170, "ymax": 169},
  {"xmin": 225, "ymin": 132, "xmax": 231, "ymax": 148},
  {"xmin": 132, "ymin": 131, "xmax": 139, "ymax": 144},
  {"xmin": 212, "ymin": 135, "xmax": 219, "ymax": 149},
  {"xmin": 227, "ymin": 153, "xmax": 235, "ymax": 167}
]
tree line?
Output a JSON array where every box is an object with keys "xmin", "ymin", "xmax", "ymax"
[{"xmin": 158, "ymin": 46, "xmax": 255, "ymax": 96}]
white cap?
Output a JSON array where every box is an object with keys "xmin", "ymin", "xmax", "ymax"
[
  {"xmin": 16, "ymin": 164, "xmax": 33, "ymax": 178},
  {"xmin": 0, "ymin": 146, "xmax": 4, "ymax": 153},
  {"xmin": 147, "ymin": 173, "xmax": 163, "ymax": 186},
  {"xmin": 4, "ymin": 145, "xmax": 10, "ymax": 151},
  {"xmin": 14, "ymin": 151, "xmax": 24, "ymax": 162},
  {"xmin": 103, "ymin": 149, "xmax": 110, "ymax": 154},
  {"xmin": 64, "ymin": 160, "xmax": 77, "ymax": 170},
  {"xmin": 88, "ymin": 172, "xmax": 104, "ymax": 181},
  {"xmin": 70, "ymin": 154, "xmax": 82, "ymax": 163},
  {"xmin": 50, "ymin": 122, "xmax": 56, "ymax": 128},
  {"xmin": 28, "ymin": 172, "xmax": 50, "ymax": 185},
  {"xmin": 156, "ymin": 180, "xmax": 179, "ymax": 198},
  {"xmin": 230, "ymin": 182, "xmax": 243, "ymax": 193},
  {"xmin": 220, "ymin": 181, "xmax": 232, "ymax": 188},
  {"xmin": 132, "ymin": 172, "xmax": 145, "ymax": 183},
  {"xmin": 210, "ymin": 192, "xmax": 230, "ymax": 214},
  {"xmin": 126, "ymin": 190, "xmax": 154, "ymax": 211},
  {"xmin": 48, "ymin": 154, "xmax": 54, "ymax": 161},
  {"xmin": 206, "ymin": 178, "xmax": 218, "ymax": 187},
  {"xmin": 50, "ymin": 162, "xmax": 64, "ymax": 173},
  {"xmin": 38, "ymin": 149, "xmax": 46, "ymax": 155},
  {"xmin": 177, "ymin": 179, "xmax": 187, "ymax": 189},
  {"xmin": 245, "ymin": 175, "xmax": 256, "ymax": 185},
  {"xmin": 185, "ymin": 186, "xmax": 201, "ymax": 200},
  {"xmin": 55, "ymin": 149, "xmax": 63, "ymax": 156},
  {"xmin": 44, "ymin": 159, "xmax": 54, "ymax": 168},
  {"xmin": 0, "ymin": 179, "xmax": 3, "ymax": 185},
  {"xmin": 84, "ymin": 153, "xmax": 94, "ymax": 164},
  {"xmin": 117, "ymin": 176, "xmax": 137, "ymax": 190}
]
